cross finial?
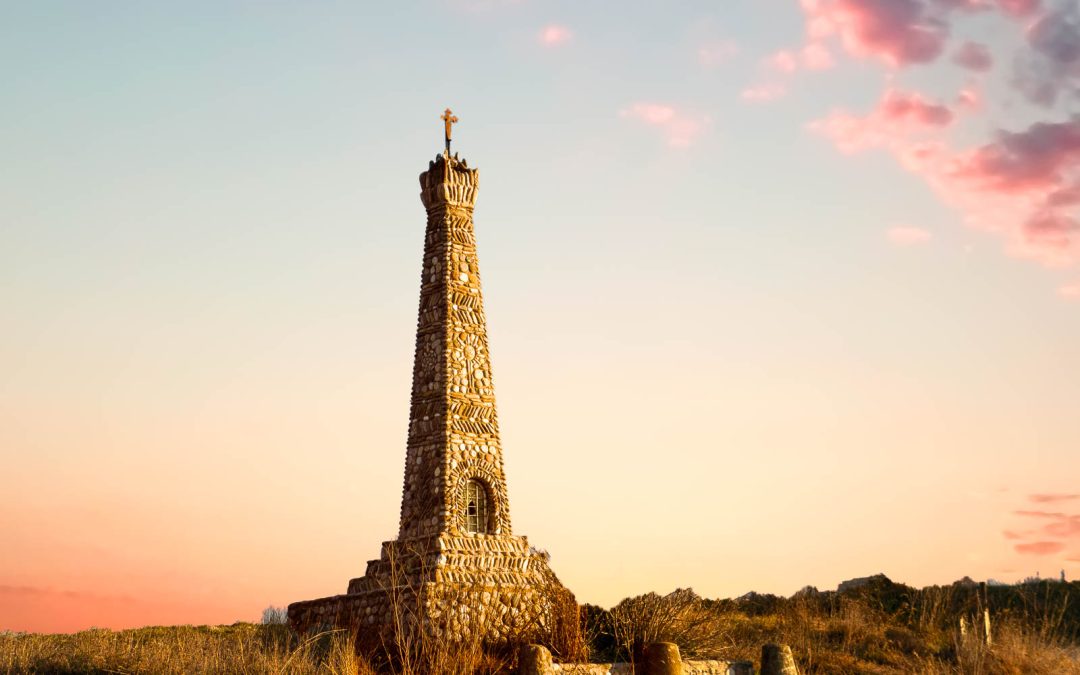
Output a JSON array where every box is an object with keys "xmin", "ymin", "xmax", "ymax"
[{"xmin": 440, "ymin": 108, "xmax": 458, "ymax": 156}]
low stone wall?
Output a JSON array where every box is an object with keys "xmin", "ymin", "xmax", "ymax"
[
  {"xmin": 520, "ymin": 643, "xmax": 761, "ymax": 675},
  {"xmin": 552, "ymin": 660, "xmax": 751, "ymax": 674},
  {"xmin": 289, "ymin": 581, "xmax": 558, "ymax": 645}
]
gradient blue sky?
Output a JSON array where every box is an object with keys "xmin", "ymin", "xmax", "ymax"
[{"xmin": 2, "ymin": 0, "xmax": 1079, "ymax": 632}]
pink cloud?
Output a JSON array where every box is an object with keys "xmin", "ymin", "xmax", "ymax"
[
  {"xmin": 1002, "ymin": 529, "xmax": 1030, "ymax": 540},
  {"xmin": 619, "ymin": 103, "xmax": 709, "ymax": 148},
  {"xmin": 539, "ymin": 24, "xmax": 572, "ymax": 46},
  {"xmin": 925, "ymin": 117, "xmax": 1080, "ymax": 262},
  {"xmin": 1012, "ymin": 508, "xmax": 1080, "ymax": 540},
  {"xmin": 740, "ymin": 83, "xmax": 788, "ymax": 103},
  {"xmin": 815, "ymin": 100, "xmax": 1080, "ymax": 265},
  {"xmin": 769, "ymin": 50, "xmax": 800, "ymax": 73},
  {"xmin": 956, "ymin": 86, "xmax": 982, "ymax": 111},
  {"xmin": 798, "ymin": 0, "xmax": 951, "ymax": 66},
  {"xmin": 1015, "ymin": 509, "xmax": 1067, "ymax": 518},
  {"xmin": 887, "ymin": 225, "xmax": 933, "ymax": 244},
  {"xmin": 880, "ymin": 89, "xmax": 954, "ymax": 126},
  {"xmin": 809, "ymin": 87, "xmax": 954, "ymax": 152},
  {"xmin": 948, "ymin": 118, "xmax": 1080, "ymax": 194},
  {"xmin": 799, "ymin": 0, "xmax": 1039, "ymax": 68},
  {"xmin": 767, "ymin": 44, "xmax": 836, "ymax": 73},
  {"xmin": 1029, "ymin": 493, "xmax": 1080, "ymax": 503},
  {"xmin": 1015, "ymin": 541, "xmax": 1066, "ymax": 555},
  {"xmin": 953, "ymin": 41, "xmax": 994, "ymax": 71},
  {"xmin": 1059, "ymin": 281, "xmax": 1080, "ymax": 299},
  {"xmin": 1023, "ymin": 211, "xmax": 1079, "ymax": 250},
  {"xmin": 802, "ymin": 42, "xmax": 837, "ymax": 69},
  {"xmin": 1045, "ymin": 516, "xmax": 1080, "ymax": 538},
  {"xmin": 997, "ymin": 0, "xmax": 1041, "ymax": 17},
  {"xmin": 698, "ymin": 41, "xmax": 739, "ymax": 67}
]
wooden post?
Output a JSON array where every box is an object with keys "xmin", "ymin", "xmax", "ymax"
[{"xmin": 980, "ymin": 581, "xmax": 993, "ymax": 647}]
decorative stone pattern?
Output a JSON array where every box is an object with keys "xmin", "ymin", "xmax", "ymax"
[{"xmin": 288, "ymin": 153, "xmax": 573, "ymax": 648}]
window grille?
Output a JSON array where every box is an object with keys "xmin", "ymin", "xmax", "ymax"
[{"xmin": 465, "ymin": 479, "xmax": 488, "ymax": 534}]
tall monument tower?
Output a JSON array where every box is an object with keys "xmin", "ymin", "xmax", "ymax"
[
  {"xmin": 288, "ymin": 112, "xmax": 573, "ymax": 649},
  {"xmin": 396, "ymin": 134, "xmax": 512, "ymax": 543}
]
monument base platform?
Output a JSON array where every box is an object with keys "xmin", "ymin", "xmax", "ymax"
[{"xmin": 287, "ymin": 532, "xmax": 576, "ymax": 650}]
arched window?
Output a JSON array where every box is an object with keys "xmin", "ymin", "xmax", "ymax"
[{"xmin": 465, "ymin": 479, "xmax": 489, "ymax": 534}]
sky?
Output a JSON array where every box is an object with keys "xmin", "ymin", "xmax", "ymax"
[{"xmin": 2, "ymin": 0, "xmax": 1080, "ymax": 634}]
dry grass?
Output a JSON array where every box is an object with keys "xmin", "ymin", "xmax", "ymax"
[
  {"xmin": 4, "ymin": 580, "xmax": 1079, "ymax": 674},
  {"xmin": 0, "ymin": 623, "xmax": 374, "ymax": 675},
  {"xmin": 609, "ymin": 588, "xmax": 732, "ymax": 660},
  {"xmin": 586, "ymin": 580, "xmax": 1080, "ymax": 674}
]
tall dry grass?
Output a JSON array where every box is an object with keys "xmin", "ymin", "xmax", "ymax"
[
  {"xmin": 586, "ymin": 582, "xmax": 1080, "ymax": 674},
  {"xmin": 0, "ymin": 623, "xmax": 374, "ymax": 675},
  {"xmin": 5, "ymin": 580, "xmax": 1079, "ymax": 674}
]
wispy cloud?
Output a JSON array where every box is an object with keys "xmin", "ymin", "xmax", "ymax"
[
  {"xmin": 766, "ymin": 44, "xmax": 835, "ymax": 73},
  {"xmin": 698, "ymin": 40, "xmax": 739, "ymax": 67},
  {"xmin": 619, "ymin": 103, "xmax": 710, "ymax": 148},
  {"xmin": 1029, "ymin": 493, "xmax": 1080, "ymax": 503},
  {"xmin": 1060, "ymin": 281, "xmax": 1080, "ymax": 299},
  {"xmin": 740, "ymin": 83, "xmax": 788, "ymax": 103},
  {"xmin": 809, "ymin": 87, "xmax": 955, "ymax": 153},
  {"xmin": 768, "ymin": 50, "xmax": 799, "ymax": 73},
  {"xmin": 998, "ymin": 0, "xmax": 1042, "ymax": 18},
  {"xmin": 1015, "ymin": 541, "xmax": 1066, "ymax": 555},
  {"xmin": 953, "ymin": 41, "xmax": 994, "ymax": 72},
  {"xmin": 0, "ymin": 584, "xmax": 135, "ymax": 603},
  {"xmin": 887, "ymin": 226, "xmax": 933, "ymax": 245},
  {"xmin": 1013, "ymin": 509, "xmax": 1080, "ymax": 539},
  {"xmin": 538, "ymin": 24, "xmax": 572, "ymax": 47},
  {"xmin": 1015, "ymin": 509, "xmax": 1067, "ymax": 518},
  {"xmin": 956, "ymin": 86, "xmax": 982, "ymax": 111}
]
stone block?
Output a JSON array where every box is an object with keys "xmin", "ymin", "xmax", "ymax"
[
  {"xmin": 642, "ymin": 642, "xmax": 682, "ymax": 675},
  {"xmin": 761, "ymin": 643, "xmax": 799, "ymax": 675},
  {"xmin": 519, "ymin": 643, "xmax": 554, "ymax": 675}
]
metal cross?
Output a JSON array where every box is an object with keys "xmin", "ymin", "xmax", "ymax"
[{"xmin": 440, "ymin": 108, "xmax": 458, "ymax": 155}]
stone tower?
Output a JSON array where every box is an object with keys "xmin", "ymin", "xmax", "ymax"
[
  {"xmin": 396, "ymin": 153, "xmax": 512, "ymax": 542},
  {"xmin": 287, "ymin": 149, "xmax": 573, "ymax": 648}
]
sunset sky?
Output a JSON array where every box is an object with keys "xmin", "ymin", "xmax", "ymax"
[{"xmin": 3, "ymin": 0, "xmax": 1080, "ymax": 634}]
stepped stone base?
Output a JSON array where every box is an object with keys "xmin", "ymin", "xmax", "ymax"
[{"xmin": 287, "ymin": 532, "xmax": 573, "ymax": 647}]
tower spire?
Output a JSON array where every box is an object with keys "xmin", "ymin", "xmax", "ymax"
[{"xmin": 398, "ymin": 150, "xmax": 509, "ymax": 539}]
